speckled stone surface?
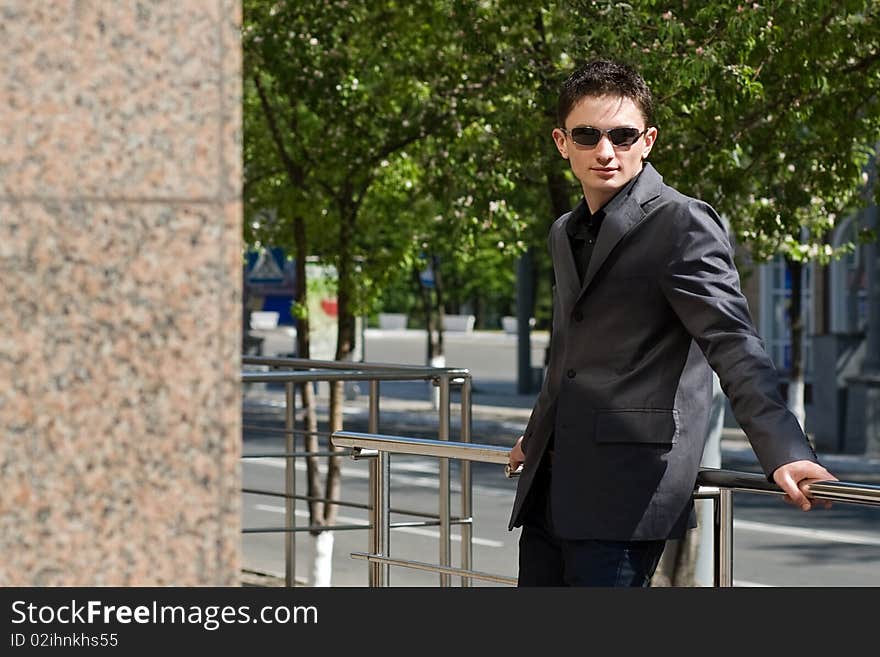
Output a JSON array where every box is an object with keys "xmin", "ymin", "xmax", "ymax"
[{"xmin": 0, "ymin": 1, "xmax": 242, "ymax": 585}]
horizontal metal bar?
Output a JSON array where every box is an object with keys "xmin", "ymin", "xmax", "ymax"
[
  {"xmin": 697, "ymin": 468, "xmax": 880, "ymax": 507},
  {"xmin": 350, "ymin": 552, "xmax": 517, "ymax": 586},
  {"xmin": 244, "ymin": 355, "xmax": 472, "ymax": 375},
  {"xmin": 241, "ymin": 489, "xmax": 372, "ymax": 511},
  {"xmin": 240, "ymin": 425, "xmax": 333, "ymax": 438},
  {"xmin": 243, "ymin": 370, "xmax": 423, "ymax": 383},
  {"xmin": 244, "ymin": 524, "xmax": 370, "ymax": 534},
  {"xmin": 243, "ymin": 517, "xmax": 474, "ymax": 536},
  {"xmin": 804, "ymin": 480, "xmax": 880, "ymax": 506},
  {"xmin": 241, "ymin": 488, "xmax": 465, "ymax": 521},
  {"xmin": 697, "ymin": 469, "xmax": 777, "ymax": 492},
  {"xmin": 386, "ymin": 517, "xmax": 473, "ymax": 528},
  {"xmin": 241, "ymin": 451, "xmax": 340, "ymax": 459},
  {"xmin": 332, "ymin": 431, "xmax": 511, "ymax": 465},
  {"xmin": 243, "ymin": 368, "xmax": 470, "ymax": 382},
  {"xmin": 693, "ymin": 486, "xmax": 721, "ymax": 500}
]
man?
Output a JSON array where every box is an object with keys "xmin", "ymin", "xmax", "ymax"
[{"xmin": 507, "ymin": 59, "xmax": 835, "ymax": 587}]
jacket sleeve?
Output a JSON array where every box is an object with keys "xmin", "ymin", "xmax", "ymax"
[
  {"xmin": 657, "ymin": 199, "xmax": 817, "ymax": 479},
  {"xmin": 519, "ymin": 317, "xmax": 557, "ymax": 457},
  {"xmin": 520, "ymin": 230, "xmax": 561, "ymax": 457}
]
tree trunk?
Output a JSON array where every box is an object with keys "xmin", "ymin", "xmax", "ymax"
[
  {"xmin": 414, "ymin": 257, "xmax": 445, "ymax": 407},
  {"xmin": 414, "ymin": 265, "xmax": 436, "ymax": 360},
  {"xmin": 546, "ymin": 167, "xmax": 573, "ymax": 221},
  {"xmin": 787, "ymin": 258, "xmax": 806, "ymax": 431},
  {"xmin": 293, "ymin": 216, "xmax": 334, "ymax": 586},
  {"xmin": 292, "ymin": 214, "xmax": 330, "ymax": 585},
  {"xmin": 431, "ymin": 254, "xmax": 446, "ymax": 367},
  {"xmin": 309, "ymin": 202, "xmax": 358, "ymax": 586}
]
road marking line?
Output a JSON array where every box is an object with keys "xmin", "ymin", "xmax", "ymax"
[
  {"xmin": 734, "ymin": 519, "xmax": 880, "ymax": 546},
  {"xmin": 732, "ymin": 579, "xmax": 772, "ymax": 587},
  {"xmin": 252, "ymin": 503, "xmax": 504, "ymax": 547}
]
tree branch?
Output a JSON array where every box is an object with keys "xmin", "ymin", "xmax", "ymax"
[{"xmin": 253, "ymin": 72, "xmax": 306, "ymax": 187}]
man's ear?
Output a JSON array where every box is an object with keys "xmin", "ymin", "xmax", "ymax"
[
  {"xmin": 552, "ymin": 128, "xmax": 569, "ymax": 159},
  {"xmin": 642, "ymin": 126, "xmax": 658, "ymax": 161}
]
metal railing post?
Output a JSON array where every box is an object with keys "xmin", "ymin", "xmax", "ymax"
[
  {"xmin": 438, "ymin": 374, "xmax": 451, "ymax": 587},
  {"xmin": 368, "ymin": 379, "xmax": 380, "ymax": 434},
  {"xmin": 459, "ymin": 376, "xmax": 473, "ymax": 587},
  {"xmin": 284, "ymin": 381, "xmax": 297, "ymax": 587},
  {"xmin": 367, "ymin": 379, "xmax": 384, "ymax": 585},
  {"xmin": 368, "ymin": 449, "xmax": 391, "ymax": 587},
  {"xmin": 716, "ymin": 488, "xmax": 733, "ymax": 587}
]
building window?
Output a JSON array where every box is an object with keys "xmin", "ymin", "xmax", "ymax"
[
  {"xmin": 759, "ymin": 256, "xmax": 814, "ymax": 377},
  {"xmin": 830, "ymin": 214, "xmax": 868, "ymax": 334}
]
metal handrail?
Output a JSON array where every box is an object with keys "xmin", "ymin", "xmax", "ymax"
[
  {"xmin": 696, "ymin": 469, "xmax": 880, "ymax": 506},
  {"xmin": 242, "ymin": 361, "xmax": 474, "ymax": 586},
  {"xmin": 243, "ymin": 370, "xmax": 470, "ymax": 383},
  {"xmin": 694, "ymin": 468, "xmax": 880, "ymax": 586},
  {"xmin": 245, "ymin": 355, "xmax": 463, "ymax": 372},
  {"xmin": 244, "ymin": 355, "xmax": 470, "ymax": 380},
  {"xmin": 330, "ymin": 430, "xmax": 880, "ymax": 587},
  {"xmin": 333, "ymin": 431, "xmax": 510, "ymax": 464}
]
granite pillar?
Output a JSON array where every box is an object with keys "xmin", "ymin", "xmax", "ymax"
[{"xmin": 0, "ymin": 1, "xmax": 242, "ymax": 585}]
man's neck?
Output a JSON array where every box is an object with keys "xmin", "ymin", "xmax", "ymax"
[
  {"xmin": 583, "ymin": 190, "xmax": 614, "ymax": 215},
  {"xmin": 582, "ymin": 163, "xmax": 644, "ymax": 214}
]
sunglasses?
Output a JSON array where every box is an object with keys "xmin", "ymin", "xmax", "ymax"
[{"xmin": 561, "ymin": 126, "xmax": 648, "ymax": 148}]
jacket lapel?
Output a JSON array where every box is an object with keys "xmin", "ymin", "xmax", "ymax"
[
  {"xmin": 575, "ymin": 164, "xmax": 663, "ymax": 306},
  {"xmin": 551, "ymin": 202, "xmax": 583, "ymax": 306}
]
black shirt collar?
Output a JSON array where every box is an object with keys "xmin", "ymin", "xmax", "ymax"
[
  {"xmin": 565, "ymin": 169, "xmax": 645, "ymax": 239},
  {"xmin": 564, "ymin": 199, "xmax": 591, "ymax": 239}
]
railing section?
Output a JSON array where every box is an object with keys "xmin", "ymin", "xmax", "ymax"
[
  {"xmin": 241, "ymin": 357, "xmax": 474, "ymax": 586},
  {"xmin": 330, "ymin": 430, "xmax": 880, "ymax": 587}
]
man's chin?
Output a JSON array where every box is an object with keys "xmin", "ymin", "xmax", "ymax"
[{"xmin": 591, "ymin": 169, "xmax": 620, "ymax": 181}]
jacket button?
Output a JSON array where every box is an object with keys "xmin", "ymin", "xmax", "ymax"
[
  {"xmin": 573, "ymin": 310, "xmax": 584, "ymax": 322},
  {"xmin": 566, "ymin": 369, "xmax": 576, "ymax": 378}
]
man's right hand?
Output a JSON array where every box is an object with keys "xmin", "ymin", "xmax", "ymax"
[{"xmin": 508, "ymin": 436, "xmax": 525, "ymax": 473}]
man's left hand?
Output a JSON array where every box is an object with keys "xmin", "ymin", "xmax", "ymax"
[{"xmin": 772, "ymin": 460, "xmax": 837, "ymax": 511}]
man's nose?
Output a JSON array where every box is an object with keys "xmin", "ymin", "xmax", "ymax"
[{"xmin": 594, "ymin": 134, "xmax": 615, "ymax": 159}]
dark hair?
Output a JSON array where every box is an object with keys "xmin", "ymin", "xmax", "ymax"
[{"xmin": 557, "ymin": 59, "xmax": 654, "ymax": 128}]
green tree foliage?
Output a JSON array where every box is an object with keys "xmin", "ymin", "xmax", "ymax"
[
  {"xmin": 563, "ymin": 0, "xmax": 880, "ymax": 263},
  {"xmin": 245, "ymin": 0, "xmax": 880, "ymax": 337},
  {"xmin": 244, "ymin": 0, "xmax": 548, "ymax": 356}
]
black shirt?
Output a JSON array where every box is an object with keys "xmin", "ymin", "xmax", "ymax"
[
  {"xmin": 565, "ymin": 173, "xmax": 643, "ymax": 284},
  {"xmin": 565, "ymin": 200, "xmax": 604, "ymax": 285}
]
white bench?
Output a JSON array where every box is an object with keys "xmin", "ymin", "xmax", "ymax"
[
  {"xmin": 442, "ymin": 314, "xmax": 476, "ymax": 332},
  {"xmin": 250, "ymin": 311, "xmax": 280, "ymax": 330},
  {"xmin": 378, "ymin": 313, "xmax": 408, "ymax": 330},
  {"xmin": 501, "ymin": 316, "xmax": 536, "ymax": 334}
]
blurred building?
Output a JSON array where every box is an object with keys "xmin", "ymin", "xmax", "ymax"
[{"xmin": 734, "ymin": 202, "xmax": 879, "ymax": 454}]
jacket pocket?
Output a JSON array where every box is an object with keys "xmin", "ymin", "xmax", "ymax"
[{"xmin": 594, "ymin": 409, "xmax": 679, "ymax": 445}]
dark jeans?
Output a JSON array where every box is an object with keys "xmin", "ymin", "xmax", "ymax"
[{"xmin": 517, "ymin": 454, "xmax": 666, "ymax": 587}]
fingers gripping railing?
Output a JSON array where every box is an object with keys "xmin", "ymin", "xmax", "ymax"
[{"xmin": 695, "ymin": 469, "xmax": 880, "ymax": 586}]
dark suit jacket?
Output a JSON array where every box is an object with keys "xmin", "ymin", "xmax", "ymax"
[{"xmin": 509, "ymin": 163, "xmax": 817, "ymax": 541}]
